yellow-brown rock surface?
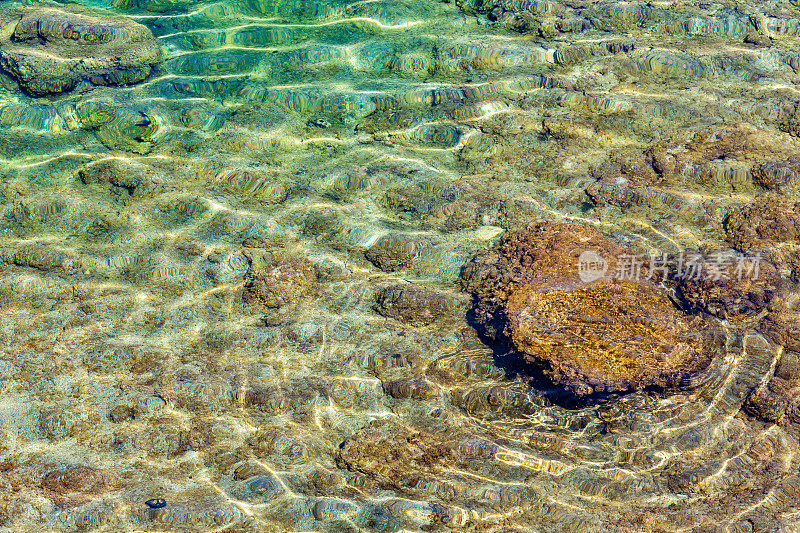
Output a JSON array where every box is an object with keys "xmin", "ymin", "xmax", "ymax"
[
  {"xmin": 461, "ymin": 222, "xmax": 714, "ymax": 395},
  {"xmin": 507, "ymin": 279, "xmax": 711, "ymax": 395}
]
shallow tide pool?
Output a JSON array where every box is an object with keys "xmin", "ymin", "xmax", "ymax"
[{"xmin": 1, "ymin": 0, "xmax": 800, "ymax": 531}]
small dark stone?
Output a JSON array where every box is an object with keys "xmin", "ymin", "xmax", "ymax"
[
  {"xmin": 744, "ymin": 31, "xmax": 771, "ymax": 46},
  {"xmin": 373, "ymin": 283, "xmax": 466, "ymax": 326},
  {"xmin": 146, "ymin": 498, "xmax": 167, "ymax": 509},
  {"xmin": 108, "ymin": 405, "xmax": 135, "ymax": 423},
  {"xmin": 364, "ymin": 234, "xmax": 415, "ymax": 272}
]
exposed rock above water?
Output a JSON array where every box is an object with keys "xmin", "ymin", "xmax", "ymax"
[{"xmin": 0, "ymin": 5, "xmax": 161, "ymax": 95}]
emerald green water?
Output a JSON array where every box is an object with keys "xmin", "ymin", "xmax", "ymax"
[{"xmin": 1, "ymin": 0, "xmax": 800, "ymax": 531}]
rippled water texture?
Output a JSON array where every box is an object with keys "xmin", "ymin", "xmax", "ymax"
[{"xmin": 3, "ymin": 0, "xmax": 800, "ymax": 531}]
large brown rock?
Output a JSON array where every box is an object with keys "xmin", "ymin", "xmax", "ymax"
[
  {"xmin": 460, "ymin": 221, "xmax": 631, "ymax": 341},
  {"xmin": 0, "ymin": 6, "xmax": 161, "ymax": 95},
  {"xmin": 761, "ymin": 311, "xmax": 800, "ymax": 353},
  {"xmin": 461, "ymin": 222, "xmax": 715, "ymax": 396},
  {"xmin": 726, "ymin": 195, "xmax": 800, "ymax": 252},
  {"xmin": 507, "ymin": 278, "xmax": 712, "ymax": 395}
]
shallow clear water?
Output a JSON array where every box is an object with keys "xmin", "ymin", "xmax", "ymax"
[{"xmin": 2, "ymin": 0, "xmax": 800, "ymax": 531}]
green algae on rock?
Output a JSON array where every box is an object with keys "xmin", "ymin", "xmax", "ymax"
[{"xmin": 0, "ymin": 5, "xmax": 161, "ymax": 95}]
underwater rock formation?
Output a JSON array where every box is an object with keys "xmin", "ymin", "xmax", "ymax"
[
  {"xmin": 647, "ymin": 125, "xmax": 799, "ymax": 191},
  {"xmin": 745, "ymin": 375, "xmax": 800, "ymax": 424},
  {"xmin": 745, "ymin": 290, "xmax": 800, "ymax": 424},
  {"xmin": 676, "ymin": 250, "xmax": 783, "ymax": 319},
  {"xmin": 364, "ymin": 234, "xmax": 416, "ymax": 272},
  {"xmin": 461, "ymin": 222, "xmax": 714, "ymax": 395},
  {"xmin": 0, "ymin": 6, "xmax": 161, "ymax": 95},
  {"xmin": 1, "ymin": 243, "xmax": 81, "ymax": 274},
  {"xmin": 373, "ymin": 283, "xmax": 467, "ymax": 326},
  {"xmin": 4, "ymin": 0, "xmax": 800, "ymax": 529},
  {"xmin": 725, "ymin": 195, "xmax": 800, "ymax": 270},
  {"xmin": 460, "ymin": 222, "xmax": 629, "ymax": 341},
  {"xmin": 751, "ymin": 159, "xmax": 800, "ymax": 192},
  {"xmin": 507, "ymin": 278, "xmax": 713, "ymax": 395},
  {"xmin": 336, "ymin": 419, "xmax": 460, "ymax": 491},
  {"xmin": 243, "ymin": 256, "xmax": 319, "ymax": 309},
  {"xmin": 78, "ymin": 157, "xmax": 166, "ymax": 199},
  {"xmin": 761, "ymin": 301, "xmax": 800, "ymax": 353}
]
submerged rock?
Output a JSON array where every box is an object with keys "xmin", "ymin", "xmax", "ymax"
[
  {"xmin": 41, "ymin": 465, "xmax": 120, "ymax": 496},
  {"xmin": 761, "ymin": 310, "xmax": 800, "ymax": 354},
  {"xmin": 336, "ymin": 420, "xmax": 459, "ymax": 491},
  {"xmin": 243, "ymin": 256, "xmax": 319, "ymax": 309},
  {"xmin": 461, "ymin": 222, "xmax": 715, "ymax": 395},
  {"xmin": 744, "ymin": 375, "xmax": 800, "ymax": 424},
  {"xmin": 383, "ymin": 377, "xmax": 440, "ymax": 400},
  {"xmin": 0, "ymin": 6, "xmax": 161, "ymax": 95},
  {"xmin": 676, "ymin": 250, "xmax": 783, "ymax": 319},
  {"xmin": 460, "ymin": 221, "xmax": 630, "ymax": 341},
  {"xmin": 373, "ymin": 283, "xmax": 467, "ymax": 326},
  {"xmin": 751, "ymin": 159, "xmax": 800, "ymax": 191},
  {"xmin": 78, "ymin": 157, "xmax": 166, "ymax": 199},
  {"xmin": 507, "ymin": 278, "xmax": 713, "ymax": 395},
  {"xmin": 647, "ymin": 126, "xmax": 800, "ymax": 191},
  {"xmin": 364, "ymin": 234, "xmax": 415, "ymax": 272},
  {"xmin": 1, "ymin": 244, "xmax": 81, "ymax": 274},
  {"xmin": 725, "ymin": 195, "xmax": 800, "ymax": 269}
]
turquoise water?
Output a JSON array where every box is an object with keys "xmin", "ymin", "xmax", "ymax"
[{"xmin": 1, "ymin": 0, "xmax": 800, "ymax": 531}]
